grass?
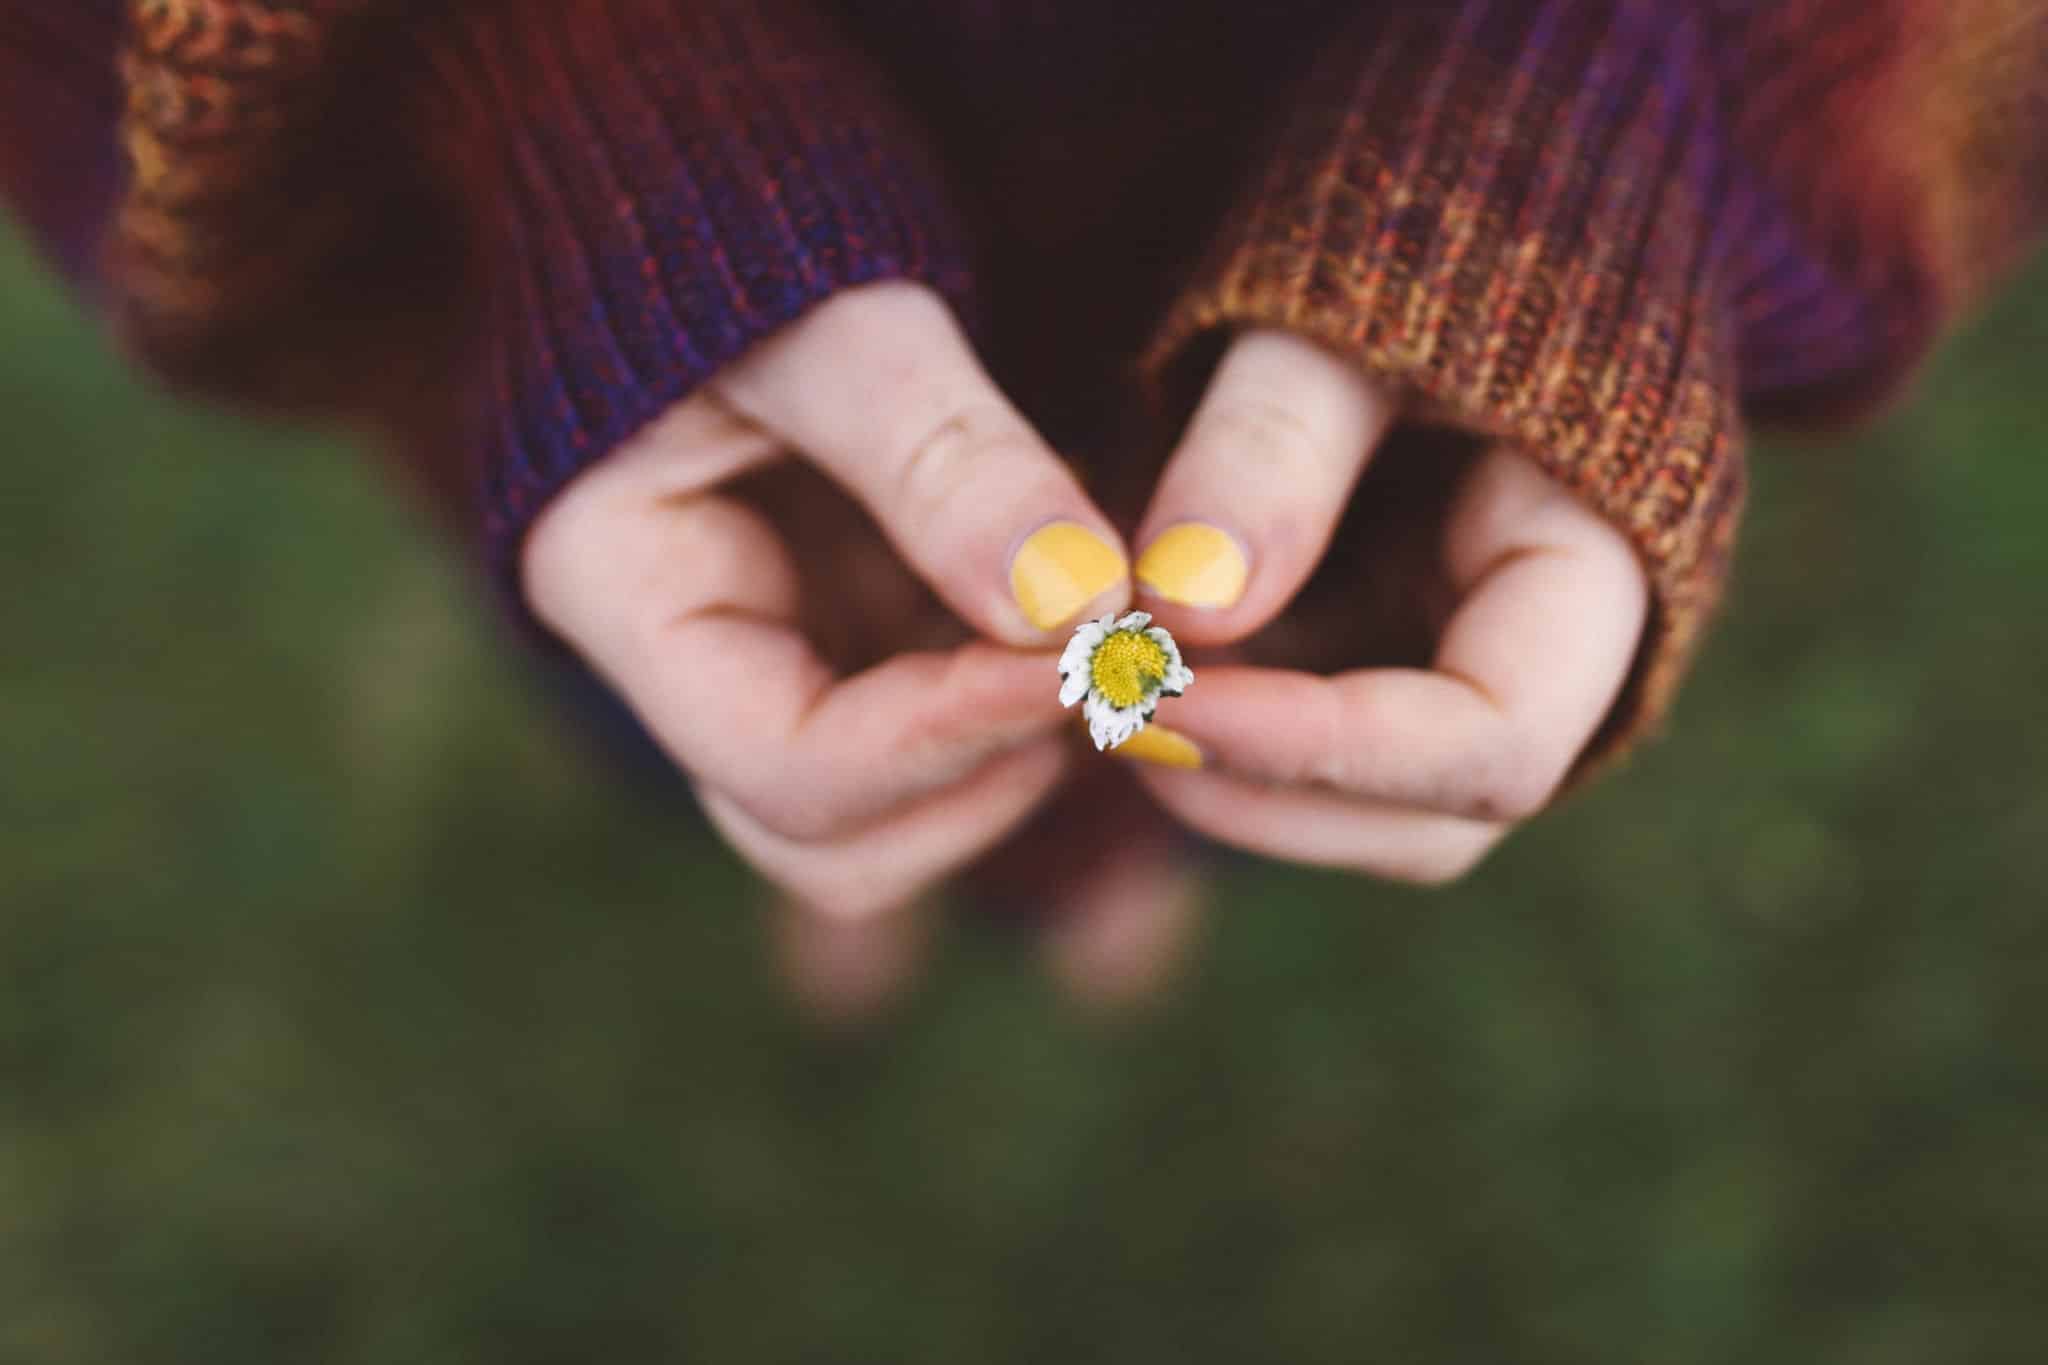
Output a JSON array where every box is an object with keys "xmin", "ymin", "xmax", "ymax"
[{"xmin": 3, "ymin": 221, "xmax": 2046, "ymax": 1363}]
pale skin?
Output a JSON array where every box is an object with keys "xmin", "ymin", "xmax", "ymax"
[{"xmin": 522, "ymin": 282, "xmax": 1649, "ymax": 1006}]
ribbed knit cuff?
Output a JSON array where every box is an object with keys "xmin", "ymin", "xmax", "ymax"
[
  {"xmin": 409, "ymin": 0, "xmax": 973, "ymax": 619},
  {"xmin": 1147, "ymin": 1, "xmax": 1746, "ymax": 776}
]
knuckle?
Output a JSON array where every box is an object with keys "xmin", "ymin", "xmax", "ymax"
[
  {"xmin": 800, "ymin": 878, "xmax": 918, "ymax": 926},
  {"xmin": 1195, "ymin": 396, "xmax": 1323, "ymax": 475},
  {"xmin": 746, "ymin": 783, "xmax": 859, "ymax": 845},
  {"xmin": 520, "ymin": 489, "xmax": 613, "ymax": 634},
  {"xmin": 709, "ymin": 757, "xmax": 851, "ymax": 846},
  {"xmin": 1383, "ymin": 857, "xmax": 1460, "ymax": 889},
  {"xmin": 1451, "ymin": 728, "xmax": 1560, "ymax": 824},
  {"xmin": 828, "ymin": 278, "xmax": 948, "ymax": 338},
  {"xmin": 702, "ymin": 783, "xmax": 874, "ymax": 886},
  {"xmin": 1297, "ymin": 687, "xmax": 1364, "ymax": 790},
  {"xmin": 1464, "ymin": 765, "xmax": 1554, "ymax": 825},
  {"xmin": 1381, "ymin": 833, "xmax": 1494, "ymax": 888},
  {"xmin": 894, "ymin": 400, "xmax": 1030, "ymax": 524}
]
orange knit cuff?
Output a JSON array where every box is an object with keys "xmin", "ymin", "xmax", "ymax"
[{"xmin": 1145, "ymin": 4, "xmax": 1747, "ymax": 778}]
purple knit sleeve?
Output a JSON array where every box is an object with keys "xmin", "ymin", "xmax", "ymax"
[{"xmin": 399, "ymin": 0, "xmax": 974, "ymax": 620}]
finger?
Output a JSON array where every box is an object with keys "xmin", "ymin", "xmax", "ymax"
[
  {"xmin": 1133, "ymin": 329, "xmax": 1398, "ymax": 643},
  {"xmin": 715, "ymin": 281, "xmax": 1129, "ymax": 642},
  {"xmin": 1135, "ymin": 766, "xmax": 1508, "ymax": 886},
  {"xmin": 516, "ymin": 385, "xmax": 790, "ymax": 526},
  {"xmin": 700, "ymin": 736, "xmax": 1071, "ymax": 922},
  {"xmin": 770, "ymin": 895, "xmax": 934, "ymax": 1023},
  {"xmin": 1040, "ymin": 834, "xmax": 1207, "ymax": 1009},
  {"xmin": 527, "ymin": 483, "xmax": 1070, "ymax": 842},
  {"xmin": 1158, "ymin": 446, "xmax": 1649, "ymax": 820}
]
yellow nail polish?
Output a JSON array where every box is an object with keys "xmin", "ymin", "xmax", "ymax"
[
  {"xmin": 1010, "ymin": 522, "xmax": 1126, "ymax": 630},
  {"xmin": 1136, "ymin": 523, "xmax": 1248, "ymax": 608},
  {"xmin": 1111, "ymin": 725, "xmax": 1203, "ymax": 771}
]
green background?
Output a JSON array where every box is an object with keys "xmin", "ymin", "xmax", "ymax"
[{"xmin": 4, "ymin": 222, "xmax": 2045, "ymax": 1362}]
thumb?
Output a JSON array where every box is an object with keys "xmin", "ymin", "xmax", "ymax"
[{"xmin": 715, "ymin": 281, "xmax": 1130, "ymax": 643}]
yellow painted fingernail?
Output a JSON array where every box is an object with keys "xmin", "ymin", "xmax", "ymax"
[
  {"xmin": 1111, "ymin": 725, "xmax": 1203, "ymax": 771},
  {"xmin": 1136, "ymin": 523, "xmax": 1248, "ymax": 608},
  {"xmin": 1010, "ymin": 522, "xmax": 1126, "ymax": 630}
]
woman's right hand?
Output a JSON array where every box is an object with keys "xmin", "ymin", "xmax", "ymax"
[{"xmin": 522, "ymin": 282, "xmax": 1133, "ymax": 923}]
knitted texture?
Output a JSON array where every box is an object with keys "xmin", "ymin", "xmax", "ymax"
[
  {"xmin": 3, "ymin": 0, "xmax": 2043, "ymax": 769},
  {"xmin": 1725, "ymin": 0, "xmax": 2048, "ymax": 419},
  {"xmin": 98, "ymin": 0, "xmax": 972, "ymax": 604},
  {"xmin": 112, "ymin": 0, "xmax": 395, "ymax": 408},
  {"xmin": 1146, "ymin": 1, "xmax": 1747, "ymax": 764},
  {"xmin": 399, "ymin": 0, "xmax": 973, "ymax": 607},
  {"xmin": 1144, "ymin": 0, "xmax": 2047, "ymax": 763}
]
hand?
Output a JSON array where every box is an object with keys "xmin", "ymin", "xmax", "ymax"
[
  {"xmin": 522, "ymin": 282, "xmax": 1131, "ymax": 924},
  {"xmin": 1124, "ymin": 329, "xmax": 1650, "ymax": 883}
]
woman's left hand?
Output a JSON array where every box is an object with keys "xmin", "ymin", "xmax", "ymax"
[{"xmin": 1119, "ymin": 328, "xmax": 1652, "ymax": 884}]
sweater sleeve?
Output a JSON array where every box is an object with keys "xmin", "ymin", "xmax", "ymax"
[
  {"xmin": 1145, "ymin": 0, "xmax": 2047, "ymax": 774},
  {"xmin": 0, "ymin": 2, "xmax": 126, "ymax": 286},
  {"xmin": 400, "ymin": 0, "xmax": 974, "ymax": 598},
  {"xmin": 102, "ymin": 0, "xmax": 970, "ymax": 598}
]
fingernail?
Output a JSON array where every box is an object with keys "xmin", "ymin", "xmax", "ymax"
[
  {"xmin": 1112, "ymin": 725, "xmax": 1203, "ymax": 771},
  {"xmin": 1136, "ymin": 523, "xmax": 1248, "ymax": 609},
  {"xmin": 1011, "ymin": 522, "xmax": 1126, "ymax": 630}
]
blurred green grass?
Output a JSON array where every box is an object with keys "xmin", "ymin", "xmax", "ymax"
[{"xmin": 3, "ymin": 220, "xmax": 2046, "ymax": 1363}]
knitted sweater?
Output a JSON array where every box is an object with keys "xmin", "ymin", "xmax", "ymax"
[{"xmin": 5, "ymin": 0, "xmax": 2044, "ymax": 768}]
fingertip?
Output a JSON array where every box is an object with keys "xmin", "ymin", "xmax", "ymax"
[
  {"xmin": 1131, "ymin": 522, "xmax": 1269, "ymax": 646},
  {"xmin": 1133, "ymin": 332, "xmax": 1396, "ymax": 643},
  {"xmin": 1108, "ymin": 724, "xmax": 1205, "ymax": 771},
  {"xmin": 1134, "ymin": 522, "xmax": 1250, "ymax": 611},
  {"xmin": 1008, "ymin": 520, "xmax": 1131, "ymax": 635}
]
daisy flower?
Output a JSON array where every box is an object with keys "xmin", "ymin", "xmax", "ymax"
[{"xmin": 1057, "ymin": 611, "xmax": 1195, "ymax": 751}]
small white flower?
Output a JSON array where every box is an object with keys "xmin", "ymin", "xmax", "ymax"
[{"xmin": 1057, "ymin": 611, "xmax": 1195, "ymax": 751}]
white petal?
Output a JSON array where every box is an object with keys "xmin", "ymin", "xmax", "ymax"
[
  {"xmin": 1082, "ymin": 694, "xmax": 1116, "ymax": 750},
  {"xmin": 1059, "ymin": 672, "xmax": 1091, "ymax": 707},
  {"xmin": 1082, "ymin": 695, "xmax": 1140, "ymax": 750},
  {"xmin": 1143, "ymin": 625, "xmax": 1191, "ymax": 697},
  {"xmin": 1114, "ymin": 610, "xmax": 1152, "ymax": 633},
  {"xmin": 1057, "ymin": 634, "xmax": 1098, "ymax": 679},
  {"xmin": 1110, "ymin": 711, "xmax": 1147, "ymax": 748},
  {"xmin": 1145, "ymin": 627, "xmax": 1183, "ymax": 669}
]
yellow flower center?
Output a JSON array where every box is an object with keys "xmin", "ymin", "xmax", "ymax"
[{"xmin": 1090, "ymin": 630, "xmax": 1168, "ymax": 710}]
